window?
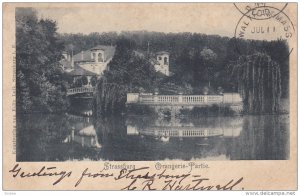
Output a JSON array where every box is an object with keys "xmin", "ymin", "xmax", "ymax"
[
  {"xmin": 98, "ymin": 53, "xmax": 103, "ymax": 62},
  {"xmin": 164, "ymin": 57, "xmax": 168, "ymax": 65},
  {"xmin": 158, "ymin": 56, "xmax": 162, "ymax": 60}
]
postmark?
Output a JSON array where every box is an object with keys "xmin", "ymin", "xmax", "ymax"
[
  {"xmin": 234, "ymin": 6, "xmax": 295, "ymax": 56},
  {"xmin": 234, "ymin": 3, "xmax": 288, "ymax": 20}
]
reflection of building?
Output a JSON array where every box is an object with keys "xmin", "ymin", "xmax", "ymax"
[
  {"xmin": 63, "ymin": 125, "xmax": 101, "ymax": 148},
  {"xmin": 127, "ymin": 126, "xmax": 224, "ymax": 137},
  {"xmin": 127, "ymin": 117, "xmax": 243, "ymax": 139}
]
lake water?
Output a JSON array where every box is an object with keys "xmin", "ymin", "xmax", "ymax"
[{"xmin": 16, "ymin": 113, "xmax": 289, "ymax": 161}]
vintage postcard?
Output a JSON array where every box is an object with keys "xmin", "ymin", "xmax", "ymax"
[{"xmin": 2, "ymin": 2, "xmax": 297, "ymax": 191}]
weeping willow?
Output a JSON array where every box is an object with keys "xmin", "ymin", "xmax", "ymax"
[
  {"xmin": 94, "ymin": 77, "xmax": 127, "ymax": 117},
  {"xmin": 231, "ymin": 52, "xmax": 281, "ymax": 114}
]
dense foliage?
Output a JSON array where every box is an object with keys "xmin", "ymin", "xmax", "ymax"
[{"xmin": 16, "ymin": 8, "xmax": 68, "ymax": 113}]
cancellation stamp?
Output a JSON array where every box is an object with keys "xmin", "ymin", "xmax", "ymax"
[
  {"xmin": 234, "ymin": 5, "xmax": 295, "ymax": 56},
  {"xmin": 233, "ymin": 3, "xmax": 288, "ymax": 20}
]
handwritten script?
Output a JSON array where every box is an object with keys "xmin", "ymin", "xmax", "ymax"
[{"xmin": 9, "ymin": 164, "xmax": 243, "ymax": 190}]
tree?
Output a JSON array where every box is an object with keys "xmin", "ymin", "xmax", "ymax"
[
  {"xmin": 200, "ymin": 48, "xmax": 217, "ymax": 87},
  {"xmin": 95, "ymin": 37, "xmax": 157, "ymax": 116},
  {"xmin": 16, "ymin": 8, "xmax": 67, "ymax": 113},
  {"xmin": 230, "ymin": 52, "xmax": 281, "ymax": 114},
  {"xmin": 16, "ymin": 70, "xmax": 32, "ymax": 111}
]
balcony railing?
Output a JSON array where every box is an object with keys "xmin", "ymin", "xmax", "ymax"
[{"xmin": 67, "ymin": 87, "xmax": 95, "ymax": 95}]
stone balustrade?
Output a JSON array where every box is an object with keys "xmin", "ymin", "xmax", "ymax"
[{"xmin": 127, "ymin": 93, "xmax": 242, "ymax": 105}]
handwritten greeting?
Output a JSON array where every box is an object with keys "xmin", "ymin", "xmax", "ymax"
[{"xmin": 9, "ymin": 164, "xmax": 243, "ymax": 190}]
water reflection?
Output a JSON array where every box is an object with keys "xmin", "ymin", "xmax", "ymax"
[
  {"xmin": 63, "ymin": 126, "xmax": 101, "ymax": 148},
  {"xmin": 127, "ymin": 116, "xmax": 243, "ymax": 140},
  {"xmin": 17, "ymin": 113, "xmax": 289, "ymax": 161}
]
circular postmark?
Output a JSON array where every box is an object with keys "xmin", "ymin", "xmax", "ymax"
[
  {"xmin": 234, "ymin": 3, "xmax": 288, "ymax": 20},
  {"xmin": 234, "ymin": 6, "xmax": 295, "ymax": 56}
]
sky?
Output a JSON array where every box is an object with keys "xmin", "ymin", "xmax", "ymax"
[{"xmin": 36, "ymin": 3, "xmax": 241, "ymax": 37}]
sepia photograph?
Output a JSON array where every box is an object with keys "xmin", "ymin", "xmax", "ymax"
[
  {"xmin": 3, "ymin": 2, "xmax": 297, "ymax": 191},
  {"xmin": 15, "ymin": 4, "xmax": 291, "ymax": 162}
]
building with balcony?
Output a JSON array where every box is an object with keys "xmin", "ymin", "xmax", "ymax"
[{"xmin": 63, "ymin": 45, "xmax": 116, "ymax": 88}]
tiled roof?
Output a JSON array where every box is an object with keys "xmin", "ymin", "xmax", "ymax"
[
  {"xmin": 156, "ymin": 51, "xmax": 169, "ymax": 55},
  {"xmin": 90, "ymin": 45, "xmax": 113, "ymax": 51},
  {"xmin": 73, "ymin": 45, "xmax": 116, "ymax": 63},
  {"xmin": 72, "ymin": 50, "xmax": 92, "ymax": 62},
  {"xmin": 67, "ymin": 64, "xmax": 98, "ymax": 76}
]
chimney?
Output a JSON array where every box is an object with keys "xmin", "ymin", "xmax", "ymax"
[
  {"xmin": 71, "ymin": 57, "xmax": 74, "ymax": 68},
  {"xmin": 81, "ymin": 51, "xmax": 84, "ymax": 60},
  {"xmin": 71, "ymin": 50, "xmax": 74, "ymax": 68}
]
